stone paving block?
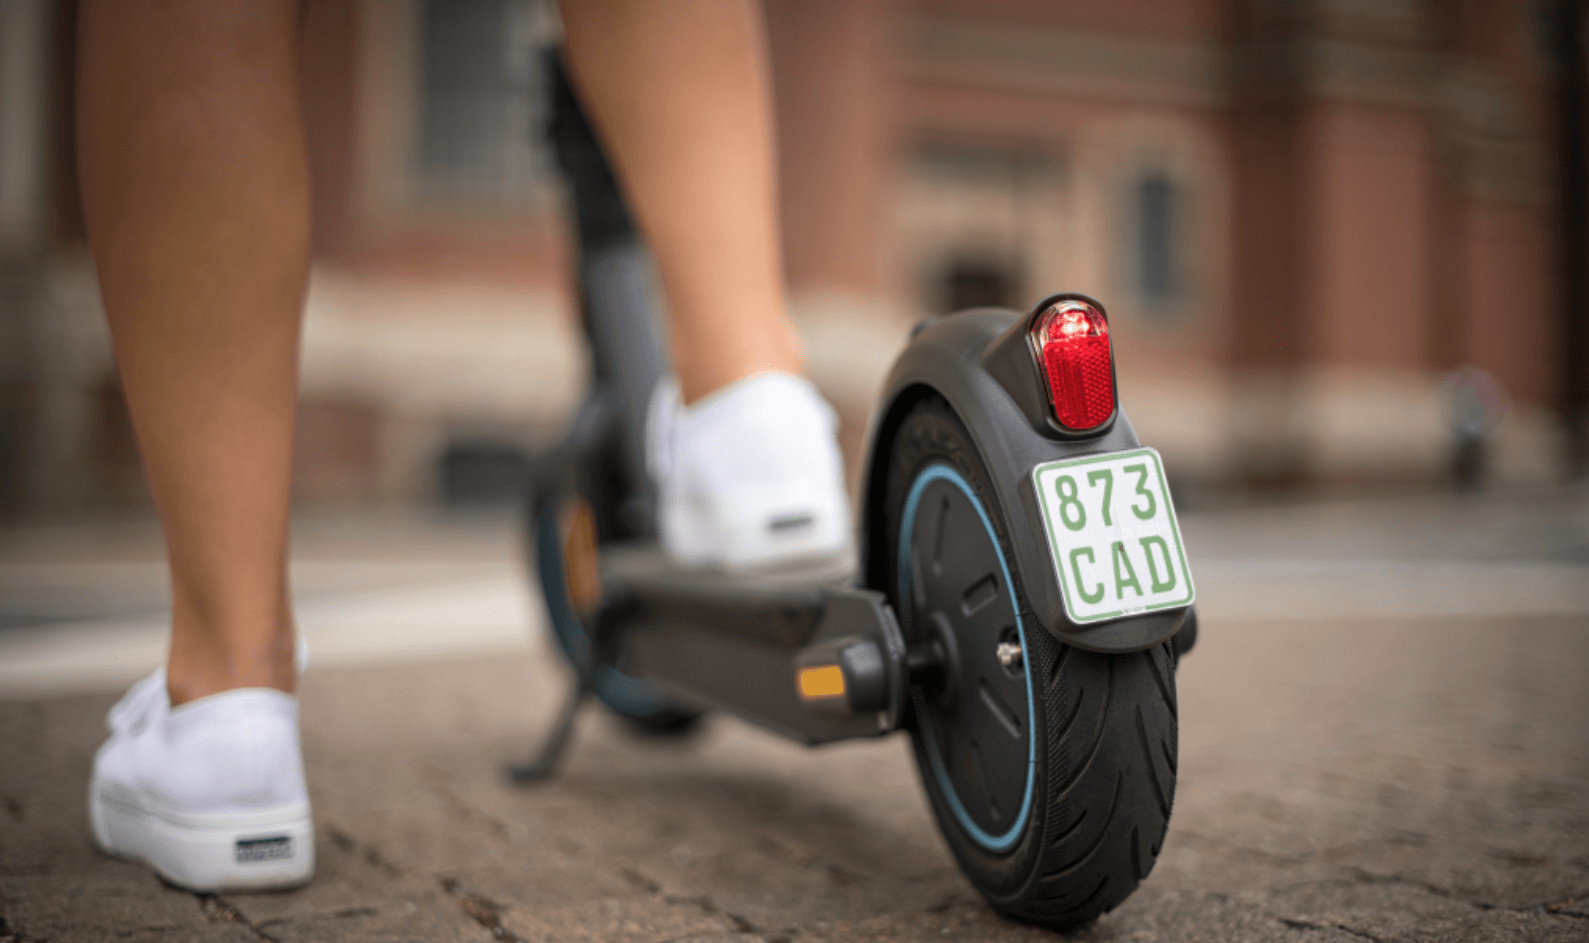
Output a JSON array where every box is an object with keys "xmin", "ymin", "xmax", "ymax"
[
  {"xmin": 234, "ymin": 880, "xmax": 488, "ymax": 943},
  {"xmin": 1260, "ymin": 876, "xmax": 1589, "ymax": 943},
  {"xmin": 2, "ymin": 874, "xmax": 261, "ymax": 943}
]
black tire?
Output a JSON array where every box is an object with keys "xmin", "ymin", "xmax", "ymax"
[{"xmin": 882, "ymin": 395, "xmax": 1177, "ymax": 929}]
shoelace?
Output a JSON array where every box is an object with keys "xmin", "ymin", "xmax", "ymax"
[{"xmin": 105, "ymin": 637, "xmax": 312, "ymax": 734}]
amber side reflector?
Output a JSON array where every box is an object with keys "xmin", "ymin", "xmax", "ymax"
[
  {"xmin": 797, "ymin": 665, "xmax": 846, "ymax": 700},
  {"xmin": 560, "ymin": 496, "xmax": 601, "ymax": 617}
]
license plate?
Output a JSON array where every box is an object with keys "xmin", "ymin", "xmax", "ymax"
[{"xmin": 1032, "ymin": 447, "xmax": 1194, "ymax": 625}]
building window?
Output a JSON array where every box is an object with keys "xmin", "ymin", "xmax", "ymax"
[
  {"xmin": 1133, "ymin": 171, "xmax": 1179, "ymax": 308},
  {"xmin": 415, "ymin": 0, "xmax": 551, "ymax": 202},
  {"xmin": 943, "ymin": 259, "xmax": 1021, "ymax": 313},
  {"xmin": 901, "ymin": 142, "xmax": 1060, "ymax": 316}
]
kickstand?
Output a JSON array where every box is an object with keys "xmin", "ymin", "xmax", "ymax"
[
  {"xmin": 505, "ymin": 601, "xmax": 622, "ymax": 784},
  {"xmin": 505, "ymin": 667, "xmax": 590, "ymax": 783}
]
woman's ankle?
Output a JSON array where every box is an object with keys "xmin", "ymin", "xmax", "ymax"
[{"xmin": 166, "ymin": 632, "xmax": 297, "ymax": 705}]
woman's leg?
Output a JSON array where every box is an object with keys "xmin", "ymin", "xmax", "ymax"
[
  {"xmin": 559, "ymin": 0, "xmax": 849, "ymax": 568},
  {"xmin": 77, "ymin": 0, "xmax": 309, "ymax": 705},
  {"xmin": 559, "ymin": 0, "xmax": 802, "ymax": 404}
]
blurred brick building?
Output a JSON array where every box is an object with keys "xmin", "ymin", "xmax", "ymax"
[{"xmin": 0, "ymin": 0, "xmax": 1579, "ymax": 513}]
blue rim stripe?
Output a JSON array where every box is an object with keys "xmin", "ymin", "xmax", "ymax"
[{"xmin": 899, "ymin": 463, "xmax": 1037, "ymax": 853}]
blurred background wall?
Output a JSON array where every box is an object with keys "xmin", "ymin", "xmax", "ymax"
[{"xmin": 0, "ymin": 0, "xmax": 1584, "ymax": 517}]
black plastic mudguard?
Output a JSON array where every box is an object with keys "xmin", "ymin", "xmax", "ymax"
[{"xmin": 857, "ymin": 295, "xmax": 1190, "ymax": 654}]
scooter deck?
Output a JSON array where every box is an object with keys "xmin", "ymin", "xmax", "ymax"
[
  {"xmin": 601, "ymin": 544, "xmax": 854, "ymax": 646},
  {"xmin": 598, "ymin": 544, "xmax": 904, "ymax": 744}
]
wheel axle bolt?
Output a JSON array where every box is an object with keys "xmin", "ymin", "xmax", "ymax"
[{"xmin": 996, "ymin": 641, "xmax": 1023, "ymax": 668}]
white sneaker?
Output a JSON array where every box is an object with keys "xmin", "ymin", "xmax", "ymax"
[
  {"xmin": 648, "ymin": 372, "xmax": 852, "ymax": 569},
  {"xmin": 89, "ymin": 671, "xmax": 314, "ymax": 892}
]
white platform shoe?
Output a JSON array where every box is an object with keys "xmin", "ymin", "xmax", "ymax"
[
  {"xmin": 649, "ymin": 372, "xmax": 852, "ymax": 570},
  {"xmin": 90, "ymin": 667, "xmax": 314, "ymax": 892}
]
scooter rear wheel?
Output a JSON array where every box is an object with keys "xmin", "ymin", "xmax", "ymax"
[{"xmin": 883, "ymin": 396, "xmax": 1178, "ymax": 929}]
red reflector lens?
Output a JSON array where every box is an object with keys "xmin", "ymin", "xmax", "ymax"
[{"xmin": 1033, "ymin": 301, "xmax": 1114, "ymax": 431}]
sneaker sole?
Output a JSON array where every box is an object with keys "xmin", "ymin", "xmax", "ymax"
[{"xmin": 91, "ymin": 781, "xmax": 314, "ymax": 892}]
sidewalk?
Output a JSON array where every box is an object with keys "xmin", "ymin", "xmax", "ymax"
[{"xmin": 2, "ymin": 492, "xmax": 1587, "ymax": 942}]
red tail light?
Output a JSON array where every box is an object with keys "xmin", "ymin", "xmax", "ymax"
[{"xmin": 1032, "ymin": 300, "xmax": 1114, "ymax": 431}]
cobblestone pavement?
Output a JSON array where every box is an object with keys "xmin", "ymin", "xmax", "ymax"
[{"xmin": 2, "ymin": 491, "xmax": 1587, "ymax": 942}]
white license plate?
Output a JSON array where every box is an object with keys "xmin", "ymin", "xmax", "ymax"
[{"xmin": 1032, "ymin": 447, "xmax": 1194, "ymax": 624}]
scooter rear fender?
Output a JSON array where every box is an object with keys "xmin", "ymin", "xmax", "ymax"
[{"xmin": 858, "ymin": 301, "xmax": 1189, "ymax": 654}]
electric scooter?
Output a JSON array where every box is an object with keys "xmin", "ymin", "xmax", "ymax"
[{"xmin": 513, "ymin": 55, "xmax": 1199, "ymax": 930}]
